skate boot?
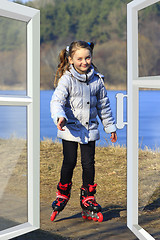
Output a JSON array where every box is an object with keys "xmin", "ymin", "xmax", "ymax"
[
  {"xmin": 80, "ymin": 184, "xmax": 103, "ymax": 222},
  {"xmin": 50, "ymin": 182, "xmax": 72, "ymax": 221}
]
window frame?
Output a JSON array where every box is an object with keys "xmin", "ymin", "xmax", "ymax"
[
  {"xmin": 0, "ymin": 1, "xmax": 40, "ymax": 239},
  {"xmin": 127, "ymin": 0, "xmax": 160, "ymax": 239}
]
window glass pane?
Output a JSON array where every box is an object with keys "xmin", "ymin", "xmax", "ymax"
[
  {"xmin": 0, "ymin": 106, "xmax": 27, "ymax": 231},
  {"xmin": 138, "ymin": 89, "xmax": 160, "ymax": 239},
  {"xmin": 138, "ymin": 3, "xmax": 160, "ymax": 77},
  {"xmin": 0, "ymin": 106, "xmax": 27, "ymax": 139},
  {"xmin": 0, "ymin": 16, "xmax": 27, "ymax": 94}
]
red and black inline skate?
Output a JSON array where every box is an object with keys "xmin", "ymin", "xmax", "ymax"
[
  {"xmin": 80, "ymin": 184, "xmax": 103, "ymax": 222},
  {"xmin": 50, "ymin": 182, "xmax": 72, "ymax": 221}
]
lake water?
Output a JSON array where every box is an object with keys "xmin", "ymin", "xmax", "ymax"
[{"xmin": 0, "ymin": 90, "xmax": 160, "ymax": 149}]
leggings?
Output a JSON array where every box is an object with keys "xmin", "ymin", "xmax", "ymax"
[{"xmin": 60, "ymin": 139, "xmax": 95, "ymax": 187}]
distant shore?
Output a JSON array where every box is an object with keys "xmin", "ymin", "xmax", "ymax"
[{"xmin": 0, "ymin": 83, "xmax": 127, "ymax": 91}]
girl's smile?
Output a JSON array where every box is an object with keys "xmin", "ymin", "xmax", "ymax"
[{"xmin": 69, "ymin": 48, "xmax": 92, "ymax": 74}]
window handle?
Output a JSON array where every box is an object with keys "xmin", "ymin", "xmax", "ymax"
[{"xmin": 116, "ymin": 93, "xmax": 128, "ymax": 129}]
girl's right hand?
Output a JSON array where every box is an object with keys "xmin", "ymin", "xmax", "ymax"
[{"xmin": 57, "ymin": 117, "xmax": 66, "ymax": 131}]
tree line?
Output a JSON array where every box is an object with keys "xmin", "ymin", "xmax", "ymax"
[{"xmin": 28, "ymin": 0, "xmax": 130, "ymax": 45}]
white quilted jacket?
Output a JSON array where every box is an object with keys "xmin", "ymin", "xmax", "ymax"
[{"xmin": 50, "ymin": 65, "xmax": 116, "ymax": 144}]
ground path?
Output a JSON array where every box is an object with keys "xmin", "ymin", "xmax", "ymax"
[{"xmin": 13, "ymin": 201, "xmax": 137, "ymax": 240}]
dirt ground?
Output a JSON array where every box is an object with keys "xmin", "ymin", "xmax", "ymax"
[
  {"xmin": 3, "ymin": 196, "xmax": 160, "ymax": 240},
  {"xmin": 13, "ymin": 202, "xmax": 137, "ymax": 240}
]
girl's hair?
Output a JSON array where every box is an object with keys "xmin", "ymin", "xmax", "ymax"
[{"xmin": 54, "ymin": 40, "xmax": 96, "ymax": 87}]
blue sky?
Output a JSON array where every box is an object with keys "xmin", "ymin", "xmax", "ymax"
[{"xmin": 9, "ymin": 0, "xmax": 32, "ymax": 3}]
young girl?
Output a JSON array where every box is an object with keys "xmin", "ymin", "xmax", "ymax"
[{"xmin": 50, "ymin": 41, "xmax": 117, "ymax": 221}]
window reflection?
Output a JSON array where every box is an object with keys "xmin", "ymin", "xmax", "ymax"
[
  {"xmin": 0, "ymin": 106, "xmax": 27, "ymax": 230},
  {"xmin": 0, "ymin": 16, "xmax": 27, "ymax": 94}
]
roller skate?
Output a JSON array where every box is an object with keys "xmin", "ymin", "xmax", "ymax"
[
  {"xmin": 50, "ymin": 182, "xmax": 72, "ymax": 221},
  {"xmin": 80, "ymin": 184, "xmax": 103, "ymax": 222}
]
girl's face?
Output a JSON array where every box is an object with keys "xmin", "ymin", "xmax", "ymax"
[{"xmin": 69, "ymin": 48, "xmax": 92, "ymax": 74}]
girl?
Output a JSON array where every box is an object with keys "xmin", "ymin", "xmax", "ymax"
[{"xmin": 50, "ymin": 41, "xmax": 117, "ymax": 221}]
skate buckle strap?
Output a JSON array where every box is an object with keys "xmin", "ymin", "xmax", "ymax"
[
  {"xmin": 56, "ymin": 192, "xmax": 69, "ymax": 201},
  {"xmin": 88, "ymin": 183, "xmax": 97, "ymax": 193},
  {"xmin": 58, "ymin": 182, "xmax": 72, "ymax": 191},
  {"xmin": 82, "ymin": 196, "xmax": 95, "ymax": 204}
]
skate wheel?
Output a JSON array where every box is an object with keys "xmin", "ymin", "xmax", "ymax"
[
  {"xmin": 82, "ymin": 211, "xmax": 87, "ymax": 219},
  {"xmin": 82, "ymin": 215, "xmax": 88, "ymax": 220},
  {"xmin": 50, "ymin": 211, "xmax": 58, "ymax": 221},
  {"xmin": 97, "ymin": 212, "xmax": 103, "ymax": 222},
  {"xmin": 93, "ymin": 217, "xmax": 98, "ymax": 222}
]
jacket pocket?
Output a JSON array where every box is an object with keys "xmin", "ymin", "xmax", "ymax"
[
  {"xmin": 89, "ymin": 120, "xmax": 99, "ymax": 130},
  {"xmin": 66, "ymin": 121, "xmax": 80, "ymax": 131}
]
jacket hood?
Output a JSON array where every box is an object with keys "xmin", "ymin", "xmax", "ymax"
[{"xmin": 68, "ymin": 64, "xmax": 95, "ymax": 82}]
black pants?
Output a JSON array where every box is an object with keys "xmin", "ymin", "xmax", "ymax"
[{"xmin": 60, "ymin": 139, "xmax": 95, "ymax": 187}]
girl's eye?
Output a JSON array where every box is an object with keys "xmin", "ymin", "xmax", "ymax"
[{"xmin": 78, "ymin": 58, "xmax": 82, "ymax": 61}]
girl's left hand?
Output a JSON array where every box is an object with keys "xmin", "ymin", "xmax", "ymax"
[{"xmin": 110, "ymin": 132, "xmax": 117, "ymax": 143}]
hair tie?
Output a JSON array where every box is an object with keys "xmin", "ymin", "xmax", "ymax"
[
  {"xmin": 66, "ymin": 46, "xmax": 69, "ymax": 53},
  {"xmin": 87, "ymin": 42, "xmax": 91, "ymax": 46}
]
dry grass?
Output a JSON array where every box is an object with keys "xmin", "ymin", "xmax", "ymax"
[
  {"xmin": 1, "ymin": 138, "xmax": 159, "ymax": 212},
  {"xmin": 1, "ymin": 138, "xmax": 160, "ymax": 236},
  {"xmin": 40, "ymin": 140, "xmax": 160, "ymax": 212},
  {"xmin": 40, "ymin": 141, "xmax": 127, "ymax": 208}
]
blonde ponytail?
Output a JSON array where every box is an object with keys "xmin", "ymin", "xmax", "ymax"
[{"xmin": 54, "ymin": 48, "xmax": 70, "ymax": 87}]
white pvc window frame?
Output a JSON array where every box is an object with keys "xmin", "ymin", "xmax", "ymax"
[
  {"xmin": 0, "ymin": 1, "xmax": 40, "ymax": 239},
  {"xmin": 127, "ymin": 0, "xmax": 160, "ymax": 239}
]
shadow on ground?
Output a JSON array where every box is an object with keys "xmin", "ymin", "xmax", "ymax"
[
  {"xmin": 13, "ymin": 229, "xmax": 70, "ymax": 240},
  {"xmin": 52, "ymin": 205, "xmax": 124, "ymax": 223}
]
